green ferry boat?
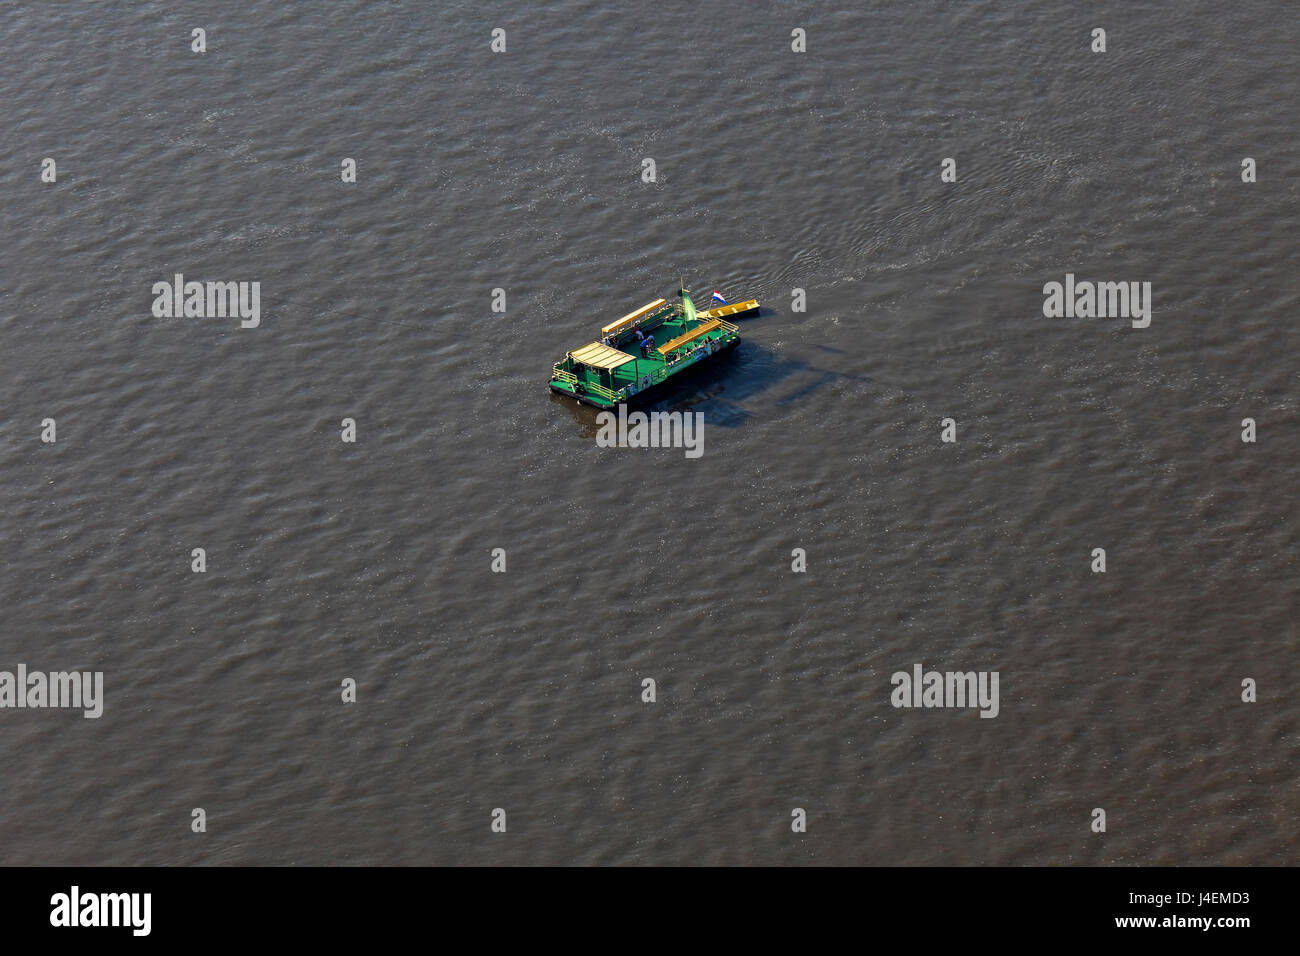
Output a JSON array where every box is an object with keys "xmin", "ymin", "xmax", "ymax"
[{"xmin": 549, "ymin": 286, "xmax": 757, "ymax": 408}]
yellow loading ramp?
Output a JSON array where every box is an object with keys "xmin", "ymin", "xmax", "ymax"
[
  {"xmin": 657, "ymin": 319, "xmax": 722, "ymax": 355},
  {"xmin": 698, "ymin": 299, "xmax": 759, "ymax": 320}
]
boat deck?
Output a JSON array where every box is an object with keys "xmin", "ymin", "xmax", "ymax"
[
  {"xmin": 550, "ymin": 293, "xmax": 749, "ymax": 407},
  {"xmin": 570, "ymin": 312, "xmax": 726, "ymax": 390}
]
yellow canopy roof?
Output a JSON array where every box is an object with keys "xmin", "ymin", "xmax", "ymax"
[
  {"xmin": 602, "ymin": 299, "xmax": 667, "ymax": 335},
  {"xmin": 657, "ymin": 319, "xmax": 721, "ymax": 355},
  {"xmin": 570, "ymin": 342, "xmax": 637, "ymax": 370}
]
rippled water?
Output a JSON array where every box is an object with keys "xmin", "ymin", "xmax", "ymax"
[{"xmin": 0, "ymin": 1, "xmax": 1295, "ymax": 864}]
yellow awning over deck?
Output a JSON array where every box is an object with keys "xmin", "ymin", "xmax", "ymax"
[
  {"xmin": 601, "ymin": 299, "xmax": 667, "ymax": 336},
  {"xmin": 570, "ymin": 342, "xmax": 637, "ymax": 370},
  {"xmin": 657, "ymin": 319, "xmax": 722, "ymax": 355}
]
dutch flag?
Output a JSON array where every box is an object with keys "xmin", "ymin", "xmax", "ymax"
[{"xmin": 711, "ymin": 290, "xmax": 728, "ymax": 305}]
